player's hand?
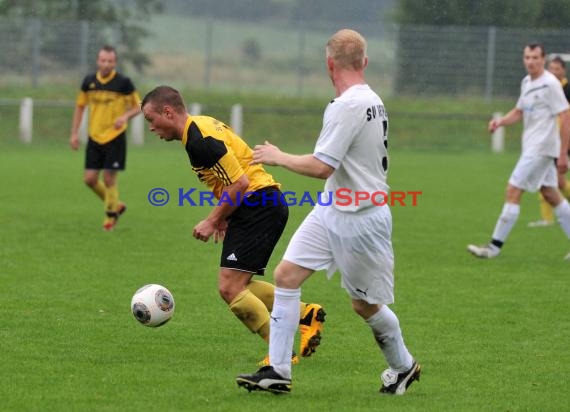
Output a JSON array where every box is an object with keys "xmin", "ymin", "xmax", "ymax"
[
  {"xmin": 70, "ymin": 134, "xmax": 80, "ymax": 151},
  {"xmin": 193, "ymin": 219, "xmax": 217, "ymax": 242},
  {"xmin": 251, "ymin": 141, "xmax": 282, "ymax": 165},
  {"xmin": 213, "ymin": 229, "xmax": 225, "ymax": 244},
  {"xmin": 488, "ymin": 119, "xmax": 501, "ymax": 133},
  {"xmin": 114, "ymin": 115, "xmax": 127, "ymax": 129},
  {"xmin": 213, "ymin": 221, "xmax": 228, "ymax": 244}
]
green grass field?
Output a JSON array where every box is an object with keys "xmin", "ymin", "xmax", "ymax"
[{"xmin": 1, "ymin": 138, "xmax": 569, "ymax": 411}]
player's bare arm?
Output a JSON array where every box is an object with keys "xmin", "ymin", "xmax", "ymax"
[
  {"xmin": 114, "ymin": 106, "xmax": 142, "ymax": 129},
  {"xmin": 488, "ymin": 108, "xmax": 523, "ymax": 132},
  {"xmin": 252, "ymin": 141, "xmax": 334, "ymax": 179},
  {"xmin": 192, "ymin": 174, "xmax": 249, "ymax": 242},
  {"xmin": 69, "ymin": 105, "xmax": 86, "ymax": 150}
]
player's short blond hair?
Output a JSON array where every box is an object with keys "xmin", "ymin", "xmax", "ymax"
[{"xmin": 326, "ymin": 29, "xmax": 367, "ymax": 70}]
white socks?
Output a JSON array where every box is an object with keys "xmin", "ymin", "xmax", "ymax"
[
  {"xmin": 269, "ymin": 290, "xmax": 415, "ymax": 377},
  {"xmin": 554, "ymin": 199, "xmax": 570, "ymax": 238},
  {"xmin": 366, "ymin": 305, "xmax": 413, "ymax": 372},
  {"xmin": 269, "ymin": 287, "xmax": 301, "ymax": 379},
  {"xmin": 492, "ymin": 202, "xmax": 520, "ymax": 243}
]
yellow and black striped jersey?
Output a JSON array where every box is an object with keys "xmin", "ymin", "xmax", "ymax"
[
  {"xmin": 181, "ymin": 116, "xmax": 279, "ymax": 199},
  {"xmin": 75, "ymin": 70, "xmax": 141, "ymax": 144},
  {"xmin": 562, "ymin": 77, "xmax": 570, "ymax": 102}
]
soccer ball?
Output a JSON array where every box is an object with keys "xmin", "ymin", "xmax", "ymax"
[{"xmin": 131, "ymin": 284, "xmax": 175, "ymax": 327}]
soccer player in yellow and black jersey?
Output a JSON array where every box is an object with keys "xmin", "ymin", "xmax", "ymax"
[
  {"xmin": 528, "ymin": 55, "xmax": 570, "ymax": 227},
  {"xmin": 70, "ymin": 45, "xmax": 141, "ymax": 231},
  {"xmin": 141, "ymin": 85, "xmax": 326, "ymax": 365}
]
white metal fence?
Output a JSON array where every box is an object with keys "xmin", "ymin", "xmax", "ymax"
[
  {"xmin": 1, "ymin": 97, "xmax": 244, "ymax": 146},
  {"xmin": 3, "ymin": 97, "xmax": 509, "ymax": 152},
  {"xmin": 1, "ymin": 16, "xmax": 566, "ymax": 152},
  {"xmin": 2, "ymin": 16, "xmax": 570, "ymax": 99}
]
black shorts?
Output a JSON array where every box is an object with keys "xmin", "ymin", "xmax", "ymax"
[
  {"xmin": 85, "ymin": 132, "xmax": 127, "ymax": 170},
  {"xmin": 221, "ymin": 187, "xmax": 289, "ymax": 275}
]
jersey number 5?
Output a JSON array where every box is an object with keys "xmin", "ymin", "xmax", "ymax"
[{"xmin": 382, "ymin": 119, "xmax": 388, "ymax": 172}]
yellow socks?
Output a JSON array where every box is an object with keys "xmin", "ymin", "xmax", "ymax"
[
  {"xmin": 538, "ymin": 192, "xmax": 554, "ymax": 223},
  {"xmin": 229, "ymin": 289, "xmax": 270, "ymax": 341},
  {"xmin": 91, "ymin": 180, "xmax": 106, "ymax": 201},
  {"xmin": 537, "ymin": 182, "xmax": 570, "ymax": 223},
  {"xmin": 247, "ymin": 280, "xmax": 275, "ymax": 311},
  {"xmin": 562, "ymin": 180, "xmax": 570, "ymax": 200},
  {"xmin": 247, "ymin": 279, "xmax": 308, "ymax": 317},
  {"xmin": 229, "ymin": 285, "xmax": 312, "ymax": 343},
  {"xmin": 105, "ymin": 184, "xmax": 119, "ymax": 216}
]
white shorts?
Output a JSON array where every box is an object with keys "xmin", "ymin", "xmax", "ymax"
[
  {"xmin": 508, "ymin": 155, "xmax": 557, "ymax": 192},
  {"xmin": 283, "ymin": 205, "xmax": 395, "ymax": 305}
]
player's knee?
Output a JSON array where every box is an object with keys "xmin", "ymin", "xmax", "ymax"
[
  {"xmin": 103, "ymin": 175, "xmax": 116, "ymax": 187},
  {"xmin": 218, "ymin": 268, "xmax": 253, "ymax": 304},
  {"xmin": 218, "ymin": 286, "xmax": 235, "ymax": 304},
  {"xmin": 542, "ymin": 188, "xmax": 561, "ymax": 205},
  {"xmin": 352, "ymin": 300, "xmax": 381, "ymax": 320},
  {"xmin": 505, "ymin": 185, "xmax": 523, "ymax": 203},
  {"xmin": 274, "ymin": 262, "xmax": 305, "ymax": 289},
  {"xmin": 83, "ymin": 175, "xmax": 97, "ymax": 187},
  {"xmin": 273, "ymin": 264, "xmax": 292, "ymax": 287}
]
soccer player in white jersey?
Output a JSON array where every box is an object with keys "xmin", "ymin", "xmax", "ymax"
[
  {"xmin": 236, "ymin": 28, "xmax": 421, "ymax": 395},
  {"xmin": 468, "ymin": 43, "xmax": 570, "ymax": 260}
]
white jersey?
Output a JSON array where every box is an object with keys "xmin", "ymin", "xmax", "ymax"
[
  {"xmin": 516, "ymin": 70, "xmax": 569, "ymax": 157},
  {"xmin": 314, "ymin": 84, "xmax": 389, "ymax": 212}
]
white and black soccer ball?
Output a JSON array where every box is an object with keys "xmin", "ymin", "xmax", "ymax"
[{"xmin": 131, "ymin": 284, "xmax": 175, "ymax": 327}]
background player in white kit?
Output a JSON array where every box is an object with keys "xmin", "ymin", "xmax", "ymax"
[
  {"xmin": 236, "ymin": 28, "xmax": 421, "ymax": 395},
  {"xmin": 468, "ymin": 43, "xmax": 570, "ymax": 260}
]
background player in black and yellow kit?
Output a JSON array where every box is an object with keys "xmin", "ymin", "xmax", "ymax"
[
  {"xmin": 528, "ymin": 55, "xmax": 570, "ymax": 227},
  {"xmin": 69, "ymin": 45, "xmax": 141, "ymax": 231},
  {"xmin": 141, "ymin": 86, "xmax": 325, "ymax": 365}
]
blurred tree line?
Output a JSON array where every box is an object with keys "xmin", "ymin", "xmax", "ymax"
[
  {"xmin": 164, "ymin": 0, "xmax": 395, "ymax": 24},
  {"xmin": 394, "ymin": 0, "xmax": 570, "ymax": 97},
  {"xmin": 396, "ymin": 0, "xmax": 570, "ymax": 28},
  {"xmin": 164, "ymin": 0, "xmax": 570, "ymax": 29},
  {"xmin": 0, "ymin": 0, "xmax": 163, "ymax": 71}
]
